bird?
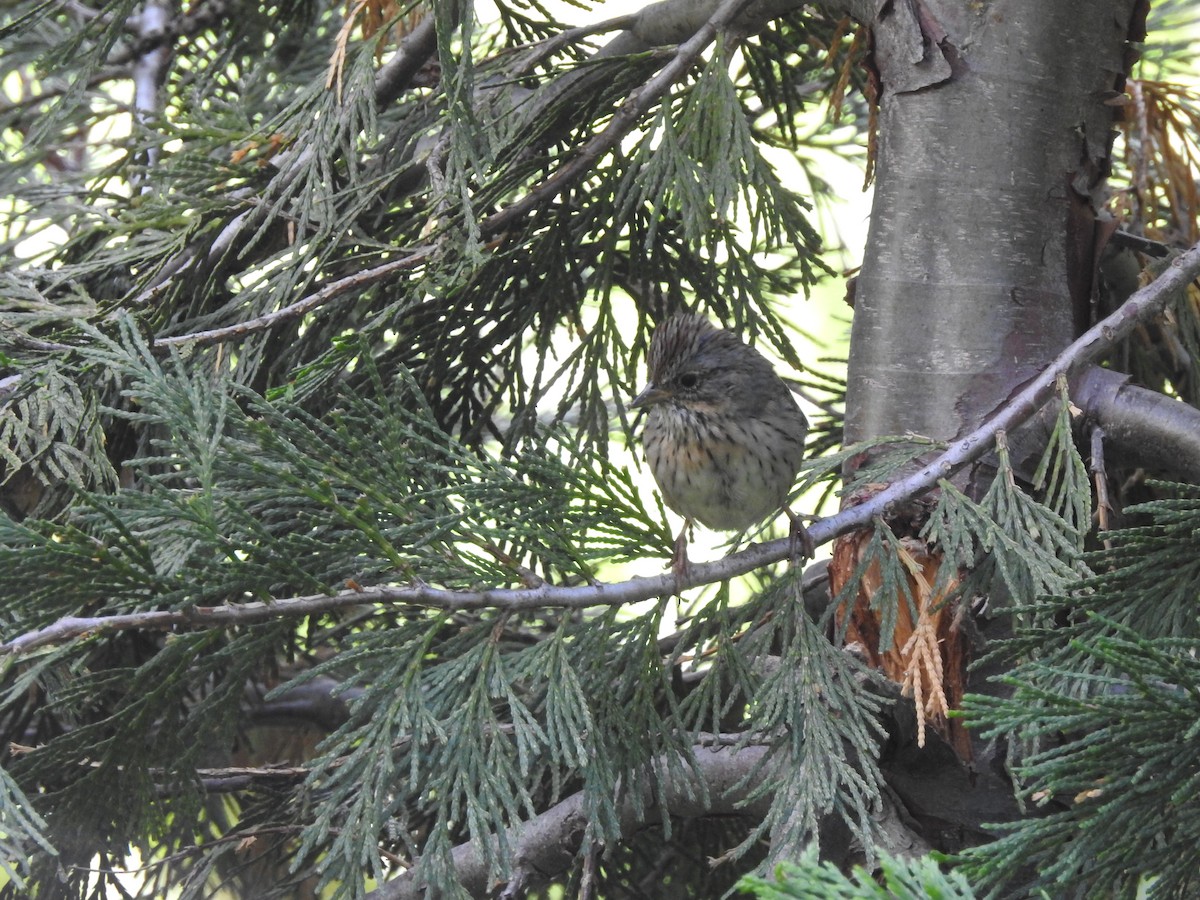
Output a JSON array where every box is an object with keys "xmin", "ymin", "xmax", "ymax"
[{"xmin": 630, "ymin": 313, "xmax": 811, "ymax": 577}]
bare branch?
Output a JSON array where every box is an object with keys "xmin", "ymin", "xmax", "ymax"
[
  {"xmin": 374, "ymin": 15, "xmax": 439, "ymax": 107},
  {"xmin": 481, "ymin": 0, "xmax": 757, "ymax": 237},
  {"xmin": 131, "ymin": 0, "xmax": 172, "ymax": 181},
  {"xmin": 5, "ymin": 241, "xmax": 1199, "ymax": 656},
  {"xmin": 131, "ymin": 1, "xmax": 170, "ymax": 109},
  {"xmin": 154, "ymin": 247, "xmax": 434, "ymax": 347},
  {"xmin": 1089, "ymin": 420, "xmax": 1114, "ymax": 537},
  {"xmin": 365, "ymin": 742, "xmax": 773, "ymax": 900},
  {"xmin": 191, "ymin": 766, "xmax": 309, "ymax": 793},
  {"xmin": 1074, "ymin": 365, "xmax": 1200, "ymax": 484}
]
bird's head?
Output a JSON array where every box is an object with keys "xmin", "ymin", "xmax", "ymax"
[{"xmin": 631, "ymin": 314, "xmax": 775, "ymax": 416}]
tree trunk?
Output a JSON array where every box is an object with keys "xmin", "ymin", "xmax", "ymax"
[
  {"xmin": 833, "ymin": 0, "xmax": 1145, "ymax": 852},
  {"xmin": 846, "ymin": 0, "xmax": 1142, "ymax": 455}
]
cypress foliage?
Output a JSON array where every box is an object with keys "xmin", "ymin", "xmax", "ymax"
[
  {"xmin": 0, "ymin": 0, "xmax": 1198, "ymax": 897},
  {"xmin": 960, "ymin": 485, "xmax": 1200, "ymax": 898}
]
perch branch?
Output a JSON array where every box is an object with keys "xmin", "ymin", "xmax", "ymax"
[{"xmin": 4, "ymin": 241, "xmax": 1199, "ymax": 656}]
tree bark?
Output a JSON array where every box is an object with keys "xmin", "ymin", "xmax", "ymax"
[
  {"xmin": 1075, "ymin": 365, "xmax": 1200, "ymax": 483},
  {"xmin": 846, "ymin": 0, "xmax": 1143, "ymax": 452},
  {"xmin": 833, "ymin": 0, "xmax": 1147, "ymax": 855}
]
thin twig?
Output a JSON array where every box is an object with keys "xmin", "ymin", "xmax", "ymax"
[
  {"xmin": 578, "ymin": 839, "xmax": 601, "ymax": 900},
  {"xmin": 513, "ymin": 12, "xmax": 640, "ymax": 74},
  {"xmin": 72, "ymin": 824, "xmax": 309, "ymax": 877},
  {"xmin": 6, "ymin": 240, "xmax": 1200, "ymax": 655},
  {"xmin": 479, "ymin": 0, "xmax": 756, "ymax": 237},
  {"xmin": 154, "ymin": 247, "xmax": 434, "ymax": 347},
  {"xmin": 1090, "ymin": 424, "xmax": 1113, "ymax": 539},
  {"xmin": 132, "ymin": 0, "xmax": 171, "ymax": 179}
]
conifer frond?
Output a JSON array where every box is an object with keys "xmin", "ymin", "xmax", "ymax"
[
  {"xmin": 1037, "ymin": 482, "xmax": 1200, "ymax": 656},
  {"xmin": 7, "ymin": 0, "xmax": 1193, "ymax": 894},
  {"xmin": 738, "ymin": 577, "xmax": 885, "ymax": 866},
  {"xmin": 0, "ymin": 765, "xmax": 55, "ymax": 891},
  {"xmin": 830, "ymin": 520, "xmax": 918, "ymax": 651},
  {"xmin": 0, "ymin": 361, "xmax": 118, "ymax": 513},
  {"xmin": 794, "ymin": 434, "xmax": 941, "ymax": 503},
  {"xmin": 961, "ymin": 621, "xmax": 1200, "ymax": 897},
  {"xmin": 740, "ymin": 845, "xmax": 976, "ymax": 899},
  {"xmin": 285, "ymin": 602, "xmax": 696, "ymax": 895},
  {"xmin": 1032, "ymin": 381, "xmax": 1092, "ymax": 536},
  {"xmin": 924, "ymin": 436, "xmax": 1087, "ymax": 613}
]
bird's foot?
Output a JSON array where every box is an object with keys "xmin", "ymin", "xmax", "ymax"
[
  {"xmin": 786, "ymin": 509, "xmax": 815, "ymax": 565},
  {"xmin": 670, "ymin": 525, "xmax": 692, "ymax": 586}
]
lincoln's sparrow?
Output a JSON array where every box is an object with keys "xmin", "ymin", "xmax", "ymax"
[{"xmin": 631, "ymin": 313, "xmax": 811, "ymax": 574}]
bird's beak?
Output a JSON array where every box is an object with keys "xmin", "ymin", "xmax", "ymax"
[{"xmin": 631, "ymin": 384, "xmax": 669, "ymax": 409}]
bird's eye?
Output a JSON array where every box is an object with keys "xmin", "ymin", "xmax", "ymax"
[{"xmin": 678, "ymin": 372, "xmax": 700, "ymax": 389}]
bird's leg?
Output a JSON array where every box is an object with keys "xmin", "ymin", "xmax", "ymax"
[
  {"xmin": 670, "ymin": 519, "xmax": 693, "ymax": 585},
  {"xmin": 785, "ymin": 506, "xmax": 815, "ymax": 564}
]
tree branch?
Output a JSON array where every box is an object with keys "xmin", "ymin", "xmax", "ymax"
[
  {"xmin": 132, "ymin": 13, "xmax": 438, "ymax": 315},
  {"xmin": 365, "ymin": 742, "xmax": 773, "ymax": 900},
  {"xmin": 139, "ymin": 0, "xmax": 824, "ymax": 347},
  {"xmin": 480, "ymin": 0, "xmax": 757, "ymax": 237},
  {"xmin": 131, "ymin": 0, "xmax": 171, "ymax": 174},
  {"xmin": 144, "ymin": 1, "xmax": 728, "ymax": 343},
  {"xmin": 373, "ymin": 15, "xmax": 439, "ymax": 107},
  {"xmin": 1073, "ymin": 365, "xmax": 1200, "ymax": 484},
  {"xmin": 154, "ymin": 246, "xmax": 434, "ymax": 347},
  {"xmin": 5, "ymin": 241, "xmax": 1199, "ymax": 656}
]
